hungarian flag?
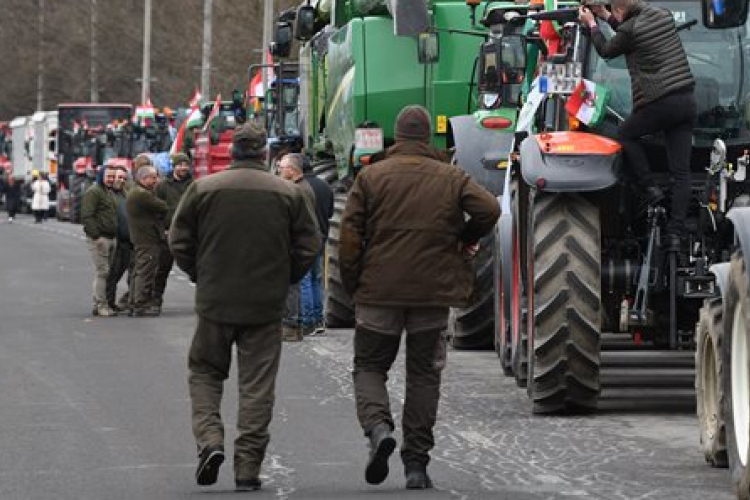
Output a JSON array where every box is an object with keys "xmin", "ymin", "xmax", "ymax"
[
  {"xmin": 170, "ymin": 120, "xmax": 187, "ymax": 156},
  {"xmin": 188, "ymin": 87, "xmax": 203, "ymax": 108},
  {"xmin": 565, "ymin": 79, "xmax": 610, "ymax": 127},
  {"xmin": 186, "ymin": 107, "xmax": 204, "ymax": 129},
  {"xmin": 202, "ymin": 94, "xmax": 222, "ymax": 133}
]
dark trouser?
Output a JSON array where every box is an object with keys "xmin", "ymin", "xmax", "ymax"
[
  {"xmin": 153, "ymin": 241, "xmax": 172, "ymax": 307},
  {"xmin": 130, "ymin": 243, "xmax": 161, "ymax": 311},
  {"xmin": 106, "ymin": 240, "xmax": 133, "ymax": 307},
  {"xmin": 352, "ymin": 305, "xmax": 448, "ymax": 468},
  {"xmin": 618, "ymin": 90, "xmax": 697, "ymax": 236},
  {"xmin": 6, "ymin": 197, "xmax": 19, "ymax": 218},
  {"xmin": 189, "ymin": 316, "xmax": 282, "ymax": 481},
  {"xmin": 33, "ymin": 210, "xmax": 44, "ymax": 222},
  {"xmin": 283, "ymin": 282, "xmax": 301, "ymax": 328}
]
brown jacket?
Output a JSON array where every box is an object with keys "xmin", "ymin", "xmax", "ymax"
[
  {"xmin": 169, "ymin": 159, "xmax": 321, "ymax": 325},
  {"xmin": 340, "ymin": 141, "xmax": 500, "ymax": 308},
  {"xmin": 126, "ymin": 183, "xmax": 169, "ymax": 246}
]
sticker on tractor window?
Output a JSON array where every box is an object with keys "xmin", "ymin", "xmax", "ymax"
[
  {"xmin": 355, "ymin": 128, "xmax": 384, "ymax": 152},
  {"xmin": 672, "ymin": 11, "xmax": 686, "ymax": 23},
  {"xmin": 539, "ymin": 62, "xmax": 582, "ymax": 94}
]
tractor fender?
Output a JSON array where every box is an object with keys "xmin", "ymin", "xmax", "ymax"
[
  {"xmin": 450, "ymin": 115, "xmax": 512, "ymax": 196},
  {"xmin": 727, "ymin": 207, "xmax": 750, "ymax": 291},
  {"xmin": 519, "ymin": 135, "xmax": 620, "ymax": 192},
  {"xmin": 709, "ymin": 262, "xmax": 731, "ymax": 311},
  {"xmin": 497, "ymin": 172, "xmax": 514, "ymax": 313}
]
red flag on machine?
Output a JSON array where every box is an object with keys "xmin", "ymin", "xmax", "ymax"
[
  {"xmin": 188, "ymin": 87, "xmax": 203, "ymax": 108},
  {"xmin": 202, "ymin": 94, "xmax": 222, "ymax": 132},
  {"xmin": 170, "ymin": 121, "xmax": 187, "ymax": 156}
]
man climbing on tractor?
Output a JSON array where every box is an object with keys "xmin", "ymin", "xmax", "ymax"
[{"xmin": 580, "ymin": 0, "xmax": 696, "ymax": 248}]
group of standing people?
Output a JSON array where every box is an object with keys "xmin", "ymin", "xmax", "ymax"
[
  {"xmin": 0, "ymin": 170, "xmax": 51, "ymax": 223},
  {"xmin": 170, "ymin": 109, "xmax": 500, "ymax": 492},
  {"xmin": 82, "ymin": 153, "xmax": 193, "ymax": 318}
]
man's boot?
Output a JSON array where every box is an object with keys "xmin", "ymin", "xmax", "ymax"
[
  {"xmin": 365, "ymin": 422, "xmax": 396, "ymax": 485},
  {"xmin": 405, "ymin": 463, "xmax": 433, "ymax": 489}
]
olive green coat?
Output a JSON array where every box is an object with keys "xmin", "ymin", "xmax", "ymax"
[
  {"xmin": 81, "ymin": 183, "xmax": 117, "ymax": 240},
  {"xmin": 126, "ymin": 183, "xmax": 169, "ymax": 246},
  {"xmin": 169, "ymin": 159, "xmax": 321, "ymax": 325}
]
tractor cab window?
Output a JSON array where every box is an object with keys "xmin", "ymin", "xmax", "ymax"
[{"xmin": 587, "ymin": 0, "xmax": 750, "ymax": 146}]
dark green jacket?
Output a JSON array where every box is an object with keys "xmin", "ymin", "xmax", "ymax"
[
  {"xmin": 81, "ymin": 183, "xmax": 117, "ymax": 240},
  {"xmin": 126, "ymin": 183, "xmax": 169, "ymax": 246},
  {"xmin": 156, "ymin": 174, "xmax": 193, "ymax": 228},
  {"xmin": 169, "ymin": 159, "xmax": 321, "ymax": 325}
]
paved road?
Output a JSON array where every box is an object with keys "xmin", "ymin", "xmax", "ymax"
[{"xmin": 0, "ymin": 215, "xmax": 736, "ymax": 499}]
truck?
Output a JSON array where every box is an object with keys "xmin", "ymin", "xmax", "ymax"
[
  {"xmin": 9, "ymin": 115, "xmax": 32, "ymax": 182},
  {"xmin": 0, "ymin": 122, "xmax": 11, "ymax": 174},
  {"xmin": 55, "ymin": 103, "xmax": 133, "ymax": 222},
  {"xmin": 192, "ymin": 99, "xmax": 245, "ymax": 180}
]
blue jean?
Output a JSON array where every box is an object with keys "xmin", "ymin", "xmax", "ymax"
[{"xmin": 300, "ymin": 253, "xmax": 324, "ymax": 327}]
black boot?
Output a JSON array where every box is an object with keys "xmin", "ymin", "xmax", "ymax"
[
  {"xmin": 405, "ymin": 463, "xmax": 433, "ymax": 489},
  {"xmin": 365, "ymin": 422, "xmax": 396, "ymax": 485},
  {"xmin": 637, "ymin": 185, "xmax": 665, "ymax": 213},
  {"xmin": 195, "ymin": 445, "xmax": 224, "ymax": 486}
]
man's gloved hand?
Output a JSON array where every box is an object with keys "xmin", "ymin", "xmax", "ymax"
[
  {"xmin": 578, "ymin": 5, "xmax": 597, "ymax": 27},
  {"xmin": 589, "ymin": 4, "xmax": 610, "ymax": 19}
]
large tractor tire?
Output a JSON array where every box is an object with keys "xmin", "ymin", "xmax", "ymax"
[
  {"xmin": 451, "ymin": 234, "xmax": 495, "ymax": 350},
  {"xmin": 696, "ymin": 298, "xmax": 729, "ymax": 467},
  {"xmin": 325, "ymin": 191, "xmax": 355, "ymax": 328},
  {"xmin": 69, "ymin": 175, "xmax": 85, "ymax": 224},
  {"xmin": 528, "ymin": 193, "xmax": 601, "ymax": 414},
  {"xmin": 722, "ymin": 251, "xmax": 750, "ymax": 499}
]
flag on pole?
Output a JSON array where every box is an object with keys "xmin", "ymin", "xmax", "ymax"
[
  {"xmin": 186, "ymin": 108, "xmax": 204, "ymax": 129},
  {"xmin": 170, "ymin": 120, "xmax": 187, "ymax": 157},
  {"xmin": 189, "ymin": 87, "xmax": 203, "ymax": 108},
  {"xmin": 202, "ymin": 94, "xmax": 222, "ymax": 133},
  {"xmin": 565, "ymin": 79, "xmax": 611, "ymax": 127}
]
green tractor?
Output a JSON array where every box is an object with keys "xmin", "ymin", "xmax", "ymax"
[{"xmin": 280, "ymin": 0, "xmax": 524, "ymax": 345}]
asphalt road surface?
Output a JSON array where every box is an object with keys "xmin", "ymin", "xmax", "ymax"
[{"xmin": 0, "ymin": 215, "xmax": 736, "ymax": 499}]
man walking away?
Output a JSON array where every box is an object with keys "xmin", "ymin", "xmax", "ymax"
[
  {"xmin": 126, "ymin": 163, "xmax": 168, "ymax": 317},
  {"xmin": 277, "ymin": 152, "xmax": 319, "ymax": 341},
  {"xmin": 154, "ymin": 152, "xmax": 194, "ymax": 310},
  {"xmin": 81, "ymin": 167, "xmax": 119, "ymax": 317},
  {"xmin": 301, "ymin": 155, "xmax": 334, "ymax": 335},
  {"xmin": 170, "ymin": 123, "xmax": 319, "ymax": 491},
  {"xmin": 580, "ymin": 0, "xmax": 696, "ymax": 249},
  {"xmin": 106, "ymin": 167, "xmax": 133, "ymax": 312},
  {"xmin": 340, "ymin": 105, "xmax": 500, "ymax": 489}
]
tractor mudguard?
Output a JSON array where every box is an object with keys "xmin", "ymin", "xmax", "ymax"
[
  {"xmin": 520, "ymin": 131, "xmax": 622, "ymax": 192},
  {"xmin": 450, "ymin": 115, "xmax": 513, "ymax": 196},
  {"xmin": 710, "ymin": 262, "xmax": 731, "ymax": 310},
  {"xmin": 497, "ymin": 172, "xmax": 514, "ymax": 313},
  {"xmin": 727, "ymin": 207, "xmax": 750, "ymax": 291}
]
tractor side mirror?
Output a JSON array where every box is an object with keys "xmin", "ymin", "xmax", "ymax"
[
  {"xmin": 417, "ymin": 32, "xmax": 440, "ymax": 64},
  {"xmin": 296, "ymin": 5, "xmax": 316, "ymax": 41},
  {"xmin": 272, "ymin": 22, "xmax": 293, "ymax": 58},
  {"xmin": 702, "ymin": 0, "xmax": 749, "ymax": 28}
]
